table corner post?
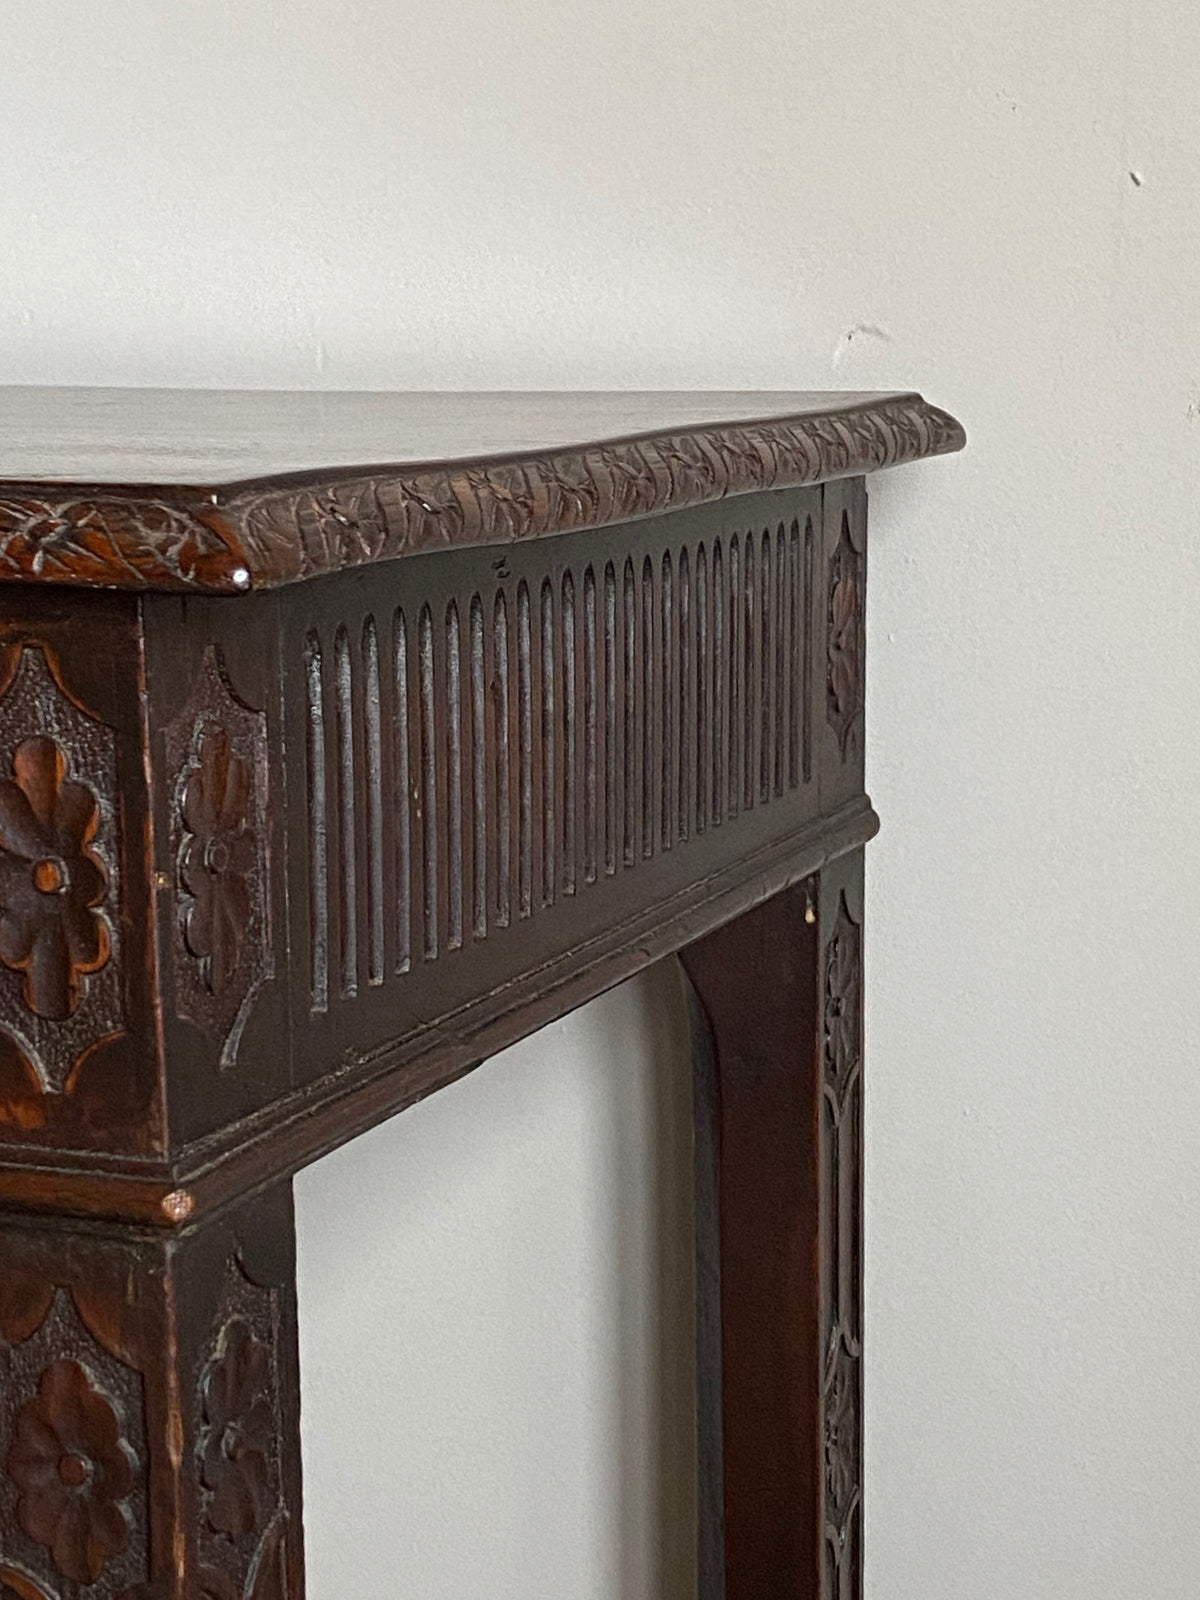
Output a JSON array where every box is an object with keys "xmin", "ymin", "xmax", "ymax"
[
  {"xmin": 817, "ymin": 847, "xmax": 865, "ymax": 1600},
  {"xmin": 680, "ymin": 875, "xmax": 825, "ymax": 1599},
  {"xmin": 0, "ymin": 1178, "xmax": 305, "ymax": 1600},
  {"xmin": 681, "ymin": 850, "xmax": 865, "ymax": 1600}
]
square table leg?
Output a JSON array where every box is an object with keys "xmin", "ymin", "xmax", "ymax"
[
  {"xmin": 0, "ymin": 1183, "xmax": 304, "ymax": 1600},
  {"xmin": 682, "ymin": 849, "xmax": 864, "ymax": 1600}
]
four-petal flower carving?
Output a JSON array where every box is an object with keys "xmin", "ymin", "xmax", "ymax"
[
  {"xmin": 180, "ymin": 728, "xmax": 256, "ymax": 995},
  {"xmin": 199, "ymin": 1319, "xmax": 274, "ymax": 1540},
  {"xmin": 0, "ymin": 735, "xmax": 109, "ymax": 1020},
  {"xmin": 6, "ymin": 1359, "xmax": 132, "ymax": 1585}
]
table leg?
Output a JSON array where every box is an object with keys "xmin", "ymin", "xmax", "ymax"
[
  {"xmin": 681, "ymin": 851, "xmax": 864, "ymax": 1600},
  {"xmin": 0, "ymin": 1183, "xmax": 304, "ymax": 1600}
]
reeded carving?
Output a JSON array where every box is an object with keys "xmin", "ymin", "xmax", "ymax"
[
  {"xmin": 0, "ymin": 647, "xmax": 122, "ymax": 1093},
  {"xmin": 826, "ymin": 515, "xmax": 863, "ymax": 757},
  {"xmin": 7, "ymin": 1360, "xmax": 133, "ymax": 1585},
  {"xmin": 166, "ymin": 648, "xmax": 272, "ymax": 1067},
  {"xmin": 304, "ymin": 522, "xmax": 813, "ymax": 1008}
]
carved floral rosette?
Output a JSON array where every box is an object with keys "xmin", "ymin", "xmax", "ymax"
[
  {"xmin": 195, "ymin": 1262, "xmax": 288, "ymax": 1600},
  {"xmin": 165, "ymin": 648, "xmax": 272, "ymax": 1068},
  {"xmin": 0, "ymin": 1286, "xmax": 147, "ymax": 1600},
  {"xmin": 0, "ymin": 645, "xmax": 121, "ymax": 1094},
  {"xmin": 826, "ymin": 514, "xmax": 864, "ymax": 759}
]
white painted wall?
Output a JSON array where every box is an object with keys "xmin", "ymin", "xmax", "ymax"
[
  {"xmin": 297, "ymin": 966, "xmax": 696, "ymax": 1600},
  {"xmin": 4, "ymin": 2, "xmax": 1200, "ymax": 1595}
]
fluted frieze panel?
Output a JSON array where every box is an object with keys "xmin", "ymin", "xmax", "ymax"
[{"xmin": 297, "ymin": 512, "xmax": 819, "ymax": 1014}]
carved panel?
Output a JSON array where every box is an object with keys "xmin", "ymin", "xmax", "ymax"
[
  {"xmin": 826, "ymin": 513, "xmax": 863, "ymax": 758},
  {"xmin": 0, "ymin": 1287, "xmax": 148, "ymax": 1600},
  {"xmin": 0, "ymin": 494, "xmax": 246, "ymax": 594},
  {"xmin": 165, "ymin": 648, "xmax": 273, "ymax": 1068},
  {"xmin": 301, "ymin": 517, "xmax": 816, "ymax": 1012},
  {"xmin": 0, "ymin": 646, "xmax": 122, "ymax": 1093},
  {"xmin": 0, "ymin": 398, "xmax": 962, "ymax": 594},
  {"xmin": 195, "ymin": 1263, "xmax": 288, "ymax": 1600},
  {"xmin": 821, "ymin": 892, "xmax": 863, "ymax": 1600}
]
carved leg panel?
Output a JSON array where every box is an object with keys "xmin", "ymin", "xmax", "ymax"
[
  {"xmin": 681, "ymin": 853, "xmax": 864, "ymax": 1600},
  {"xmin": 817, "ymin": 854, "xmax": 863, "ymax": 1600},
  {"xmin": 0, "ymin": 1185, "xmax": 303, "ymax": 1600}
]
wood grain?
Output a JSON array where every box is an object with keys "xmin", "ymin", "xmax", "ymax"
[{"xmin": 682, "ymin": 880, "xmax": 824, "ymax": 1598}]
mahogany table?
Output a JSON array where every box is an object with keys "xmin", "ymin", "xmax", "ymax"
[{"xmin": 0, "ymin": 389, "xmax": 963, "ymax": 1600}]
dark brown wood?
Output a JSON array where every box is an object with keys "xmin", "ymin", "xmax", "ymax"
[
  {"xmin": 682, "ymin": 879, "xmax": 823, "ymax": 1598},
  {"xmin": 681, "ymin": 851, "xmax": 864, "ymax": 1600},
  {"xmin": 0, "ymin": 1181, "xmax": 302, "ymax": 1600},
  {"xmin": 0, "ymin": 389, "xmax": 963, "ymax": 1598},
  {"xmin": 0, "ymin": 389, "xmax": 963, "ymax": 591},
  {"xmin": 817, "ymin": 855, "xmax": 865, "ymax": 1600}
]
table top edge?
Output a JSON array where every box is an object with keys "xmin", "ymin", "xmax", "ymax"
[{"xmin": 0, "ymin": 390, "xmax": 965, "ymax": 593}]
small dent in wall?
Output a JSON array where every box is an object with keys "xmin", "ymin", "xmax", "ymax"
[
  {"xmin": 832, "ymin": 323, "xmax": 891, "ymax": 370},
  {"xmin": 1128, "ymin": 170, "xmax": 1144, "ymax": 188}
]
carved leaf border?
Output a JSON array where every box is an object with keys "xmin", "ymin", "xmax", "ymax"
[{"xmin": 0, "ymin": 399, "xmax": 963, "ymax": 592}]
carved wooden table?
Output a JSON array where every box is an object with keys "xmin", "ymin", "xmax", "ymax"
[{"xmin": 0, "ymin": 389, "xmax": 963, "ymax": 1600}]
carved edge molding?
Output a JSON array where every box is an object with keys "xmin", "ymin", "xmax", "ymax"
[
  {"xmin": 0, "ymin": 645, "xmax": 123, "ymax": 1095},
  {"xmin": 0, "ymin": 397, "xmax": 963, "ymax": 593},
  {"xmin": 821, "ymin": 889, "xmax": 862, "ymax": 1600},
  {"xmin": 0, "ymin": 494, "xmax": 246, "ymax": 594},
  {"xmin": 232, "ymin": 395, "xmax": 961, "ymax": 584},
  {"xmin": 165, "ymin": 648, "xmax": 273, "ymax": 1069}
]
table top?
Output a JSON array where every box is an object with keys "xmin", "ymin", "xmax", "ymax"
[
  {"xmin": 1, "ymin": 387, "xmax": 944, "ymax": 485},
  {"xmin": 0, "ymin": 388, "xmax": 964, "ymax": 592}
]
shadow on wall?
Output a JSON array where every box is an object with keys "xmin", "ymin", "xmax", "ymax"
[
  {"xmin": 294, "ymin": 960, "xmax": 697, "ymax": 1600},
  {"xmin": 602, "ymin": 959, "xmax": 697, "ymax": 1600}
]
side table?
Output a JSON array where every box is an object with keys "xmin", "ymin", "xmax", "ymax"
[{"xmin": 0, "ymin": 389, "xmax": 963, "ymax": 1600}]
